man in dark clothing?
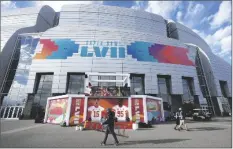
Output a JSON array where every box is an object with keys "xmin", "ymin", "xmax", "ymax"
[
  {"xmin": 101, "ymin": 108, "xmax": 119, "ymax": 146},
  {"xmin": 174, "ymin": 110, "xmax": 180, "ymax": 130}
]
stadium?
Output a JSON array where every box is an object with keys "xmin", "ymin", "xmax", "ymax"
[{"xmin": 0, "ymin": 4, "xmax": 231, "ymax": 122}]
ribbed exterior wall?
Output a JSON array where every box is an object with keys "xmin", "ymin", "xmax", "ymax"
[
  {"xmin": 25, "ymin": 4, "xmax": 207, "ymax": 104},
  {"xmin": 176, "ymin": 23, "xmax": 232, "ymax": 97}
]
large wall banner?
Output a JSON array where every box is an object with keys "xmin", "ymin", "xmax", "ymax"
[
  {"xmin": 69, "ymin": 97, "xmax": 85, "ymax": 125},
  {"xmin": 146, "ymin": 98, "xmax": 162, "ymax": 122},
  {"xmin": 46, "ymin": 98, "xmax": 68, "ymax": 124},
  {"xmin": 86, "ymin": 98, "xmax": 129, "ymax": 122},
  {"xmin": 131, "ymin": 98, "xmax": 144, "ymax": 123}
]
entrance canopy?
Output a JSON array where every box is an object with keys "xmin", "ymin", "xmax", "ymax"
[
  {"xmin": 84, "ymin": 73, "xmax": 131, "ymax": 97},
  {"xmin": 85, "ymin": 73, "xmax": 130, "ymax": 87}
]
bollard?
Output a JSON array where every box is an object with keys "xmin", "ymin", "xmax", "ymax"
[{"xmin": 75, "ymin": 125, "xmax": 79, "ymax": 131}]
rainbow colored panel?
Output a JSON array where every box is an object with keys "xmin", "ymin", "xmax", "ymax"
[{"xmin": 34, "ymin": 39, "xmax": 79, "ymax": 59}]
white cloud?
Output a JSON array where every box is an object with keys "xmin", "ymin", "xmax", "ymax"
[
  {"xmin": 200, "ymin": 15, "xmax": 214, "ymax": 24},
  {"xmin": 213, "ymin": 25, "xmax": 231, "ymax": 41},
  {"xmin": 182, "ymin": 2, "xmax": 205, "ymax": 28},
  {"xmin": 131, "ymin": 1, "xmax": 144, "ymax": 10},
  {"xmin": 35, "ymin": 1, "xmax": 103, "ymax": 11},
  {"xmin": 210, "ymin": 1, "xmax": 231, "ymax": 29},
  {"xmin": 145, "ymin": 1, "xmax": 181, "ymax": 19},
  {"xmin": 220, "ymin": 35, "xmax": 231, "ymax": 55},
  {"xmin": 1, "ymin": 1, "xmax": 103, "ymax": 12},
  {"xmin": 193, "ymin": 25, "xmax": 232, "ymax": 58},
  {"xmin": 185, "ymin": 2, "xmax": 205, "ymax": 19},
  {"xmin": 176, "ymin": 11, "xmax": 183, "ymax": 23},
  {"xmin": 1, "ymin": 1, "xmax": 16, "ymax": 11}
]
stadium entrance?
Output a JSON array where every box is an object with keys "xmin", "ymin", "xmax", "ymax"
[{"xmin": 43, "ymin": 73, "xmax": 164, "ymax": 129}]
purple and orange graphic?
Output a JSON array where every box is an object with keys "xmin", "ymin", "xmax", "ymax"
[
  {"xmin": 46, "ymin": 98, "xmax": 68, "ymax": 124},
  {"xmin": 149, "ymin": 44, "xmax": 194, "ymax": 66}
]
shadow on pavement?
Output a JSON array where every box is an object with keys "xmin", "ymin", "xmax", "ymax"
[
  {"xmin": 118, "ymin": 139, "xmax": 190, "ymax": 145},
  {"xmin": 188, "ymin": 127, "xmax": 226, "ymax": 131}
]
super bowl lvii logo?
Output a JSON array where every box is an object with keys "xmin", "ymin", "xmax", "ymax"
[
  {"xmin": 80, "ymin": 41, "xmax": 125, "ymax": 58},
  {"xmin": 33, "ymin": 39, "xmax": 195, "ymax": 66}
]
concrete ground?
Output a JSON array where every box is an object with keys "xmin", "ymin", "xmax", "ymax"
[{"xmin": 0, "ymin": 117, "xmax": 232, "ymax": 148}]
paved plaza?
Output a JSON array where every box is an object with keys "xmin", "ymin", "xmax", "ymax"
[{"xmin": 0, "ymin": 117, "xmax": 232, "ymax": 148}]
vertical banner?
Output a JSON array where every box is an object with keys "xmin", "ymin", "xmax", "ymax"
[
  {"xmin": 46, "ymin": 98, "xmax": 68, "ymax": 124},
  {"xmin": 146, "ymin": 98, "xmax": 162, "ymax": 122},
  {"xmin": 131, "ymin": 98, "xmax": 144, "ymax": 123},
  {"xmin": 69, "ymin": 97, "xmax": 85, "ymax": 125}
]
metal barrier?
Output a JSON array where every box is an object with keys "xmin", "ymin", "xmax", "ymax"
[{"xmin": 0, "ymin": 106, "xmax": 24, "ymax": 120}]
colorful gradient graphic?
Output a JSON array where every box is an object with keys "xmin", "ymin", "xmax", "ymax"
[
  {"xmin": 146, "ymin": 98, "xmax": 162, "ymax": 122},
  {"xmin": 47, "ymin": 98, "xmax": 68, "ymax": 124},
  {"xmin": 149, "ymin": 43, "xmax": 194, "ymax": 66},
  {"xmin": 34, "ymin": 39, "xmax": 79, "ymax": 59},
  {"xmin": 127, "ymin": 41, "xmax": 194, "ymax": 66},
  {"xmin": 131, "ymin": 98, "xmax": 145, "ymax": 123},
  {"xmin": 69, "ymin": 98, "xmax": 85, "ymax": 125},
  {"xmin": 33, "ymin": 39, "xmax": 195, "ymax": 66},
  {"xmin": 86, "ymin": 98, "xmax": 128, "ymax": 121}
]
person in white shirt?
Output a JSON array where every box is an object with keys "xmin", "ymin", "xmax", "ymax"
[
  {"xmin": 88, "ymin": 99, "xmax": 104, "ymax": 122},
  {"xmin": 177, "ymin": 108, "xmax": 188, "ymax": 131},
  {"xmin": 112, "ymin": 99, "xmax": 128, "ymax": 121}
]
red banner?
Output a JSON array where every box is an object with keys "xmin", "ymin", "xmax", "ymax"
[
  {"xmin": 69, "ymin": 98, "xmax": 85, "ymax": 125},
  {"xmin": 131, "ymin": 98, "xmax": 144, "ymax": 123}
]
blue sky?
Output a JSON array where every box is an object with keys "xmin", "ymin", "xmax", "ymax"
[{"xmin": 1, "ymin": 1, "xmax": 232, "ymax": 64}]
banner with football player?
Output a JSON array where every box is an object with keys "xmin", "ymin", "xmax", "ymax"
[
  {"xmin": 46, "ymin": 98, "xmax": 68, "ymax": 124},
  {"xmin": 86, "ymin": 98, "xmax": 129, "ymax": 122},
  {"xmin": 69, "ymin": 97, "xmax": 85, "ymax": 125}
]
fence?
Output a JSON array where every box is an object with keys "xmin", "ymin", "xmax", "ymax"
[{"xmin": 0, "ymin": 106, "xmax": 24, "ymax": 119}]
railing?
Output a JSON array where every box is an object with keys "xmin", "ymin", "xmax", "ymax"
[{"xmin": 0, "ymin": 106, "xmax": 24, "ymax": 119}]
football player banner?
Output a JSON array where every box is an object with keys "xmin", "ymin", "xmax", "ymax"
[{"xmin": 86, "ymin": 98, "xmax": 129, "ymax": 122}]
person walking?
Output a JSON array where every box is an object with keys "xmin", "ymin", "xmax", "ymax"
[
  {"xmin": 177, "ymin": 108, "xmax": 188, "ymax": 131},
  {"xmin": 101, "ymin": 108, "xmax": 119, "ymax": 146},
  {"xmin": 174, "ymin": 110, "xmax": 180, "ymax": 130}
]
